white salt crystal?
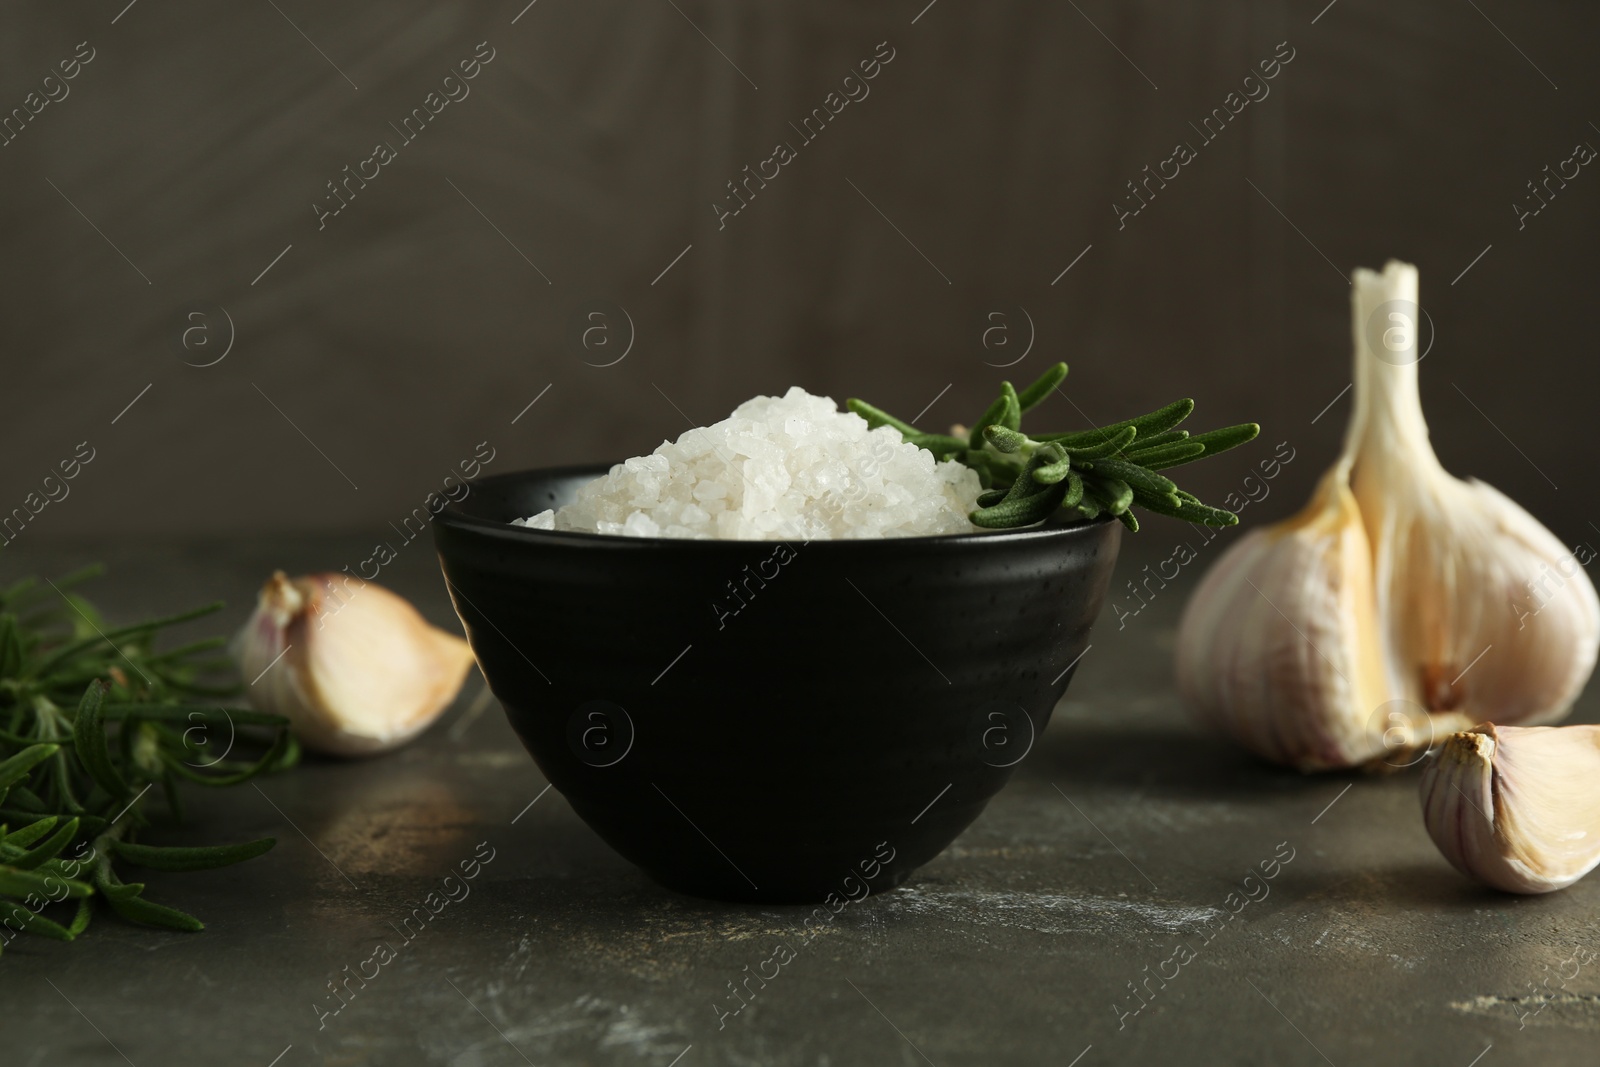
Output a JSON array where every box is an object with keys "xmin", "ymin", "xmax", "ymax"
[
  {"xmin": 511, "ymin": 387, "xmax": 984, "ymax": 540},
  {"xmin": 511, "ymin": 510, "xmax": 556, "ymax": 530},
  {"xmin": 623, "ymin": 511, "xmax": 661, "ymax": 537}
]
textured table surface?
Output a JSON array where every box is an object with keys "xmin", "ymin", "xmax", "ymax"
[{"xmin": 3, "ymin": 533, "xmax": 1597, "ymax": 1067}]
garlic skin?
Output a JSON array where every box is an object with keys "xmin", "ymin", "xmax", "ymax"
[
  {"xmin": 1420, "ymin": 723, "xmax": 1600, "ymax": 893},
  {"xmin": 234, "ymin": 572, "xmax": 476, "ymax": 757},
  {"xmin": 1176, "ymin": 261, "xmax": 1599, "ymax": 770}
]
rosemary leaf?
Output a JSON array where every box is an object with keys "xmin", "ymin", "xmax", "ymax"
[
  {"xmin": 2, "ymin": 816, "xmax": 59, "ymax": 848},
  {"xmin": 0, "ymin": 616, "xmax": 22, "ymax": 678},
  {"xmin": 1083, "ymin": 474, "xmax": 1134, "ymax": 516},
  {"xmin": 1016, "ymin": 362, "xmax": 1068, "ymax": 411},
  {"xmin": 983, "ymin": 425, "xmax": 1029, "ymax": 454},
  {"xmin": 1083, "ymin": 457, "xmax": 1179, "ymax": 498},
  {"xmin": 106, "ymin": 892, "xmax": 205, "ymax": 932},
  {"xmin": 160, "ymin": 729, "xmax": 292, "ymax": 788},
  {"xmin": 1062, "ymin": 469, "xmax": 1085, "ymax": 509},
  {"xmin": 1123, "ymin": 441, "xmax": 1208, "ymax": 469},
  {"xmin": 1182, "ymin": 422, "xmax": 1262, "ymax": 458},
  {"xmin": 845, "ymin": 398, "xmax": 920, "ymax": 436},
  {"xmin": 1032, "ymin": 456, "xmax": 1074, "ymax": 485},
  {"xmin": 0, "ymin": 745, "xmax": 59, "ymax": 792},
  {"xmin": 111, "ymin": 837, "xmax": 275, "ymax": 872},
  {"xmin": 91, "ymin": 853, "xmax": 204, "ymax": 931},
  {"xmin": 67, "ymin": 895, "xmax": 92, "ymax": 937},
  {"xmin": 1061, "ymin": 426, "xmax": 1137, "ymax": 459},
  {"xmin": 6, "ymin": 816, "xmax": 80, "ymax": 870},
  {"xmin": 0, "ymin": 864, "xmax": 92, "ymax": 899},
  {"xmin": 1173, "ymin": 500, "xmax": 1242, "ymax": 527},
  {"xmin": 1123, "ymin": 429, "xmax": 1188, "ymax": 450},
  {"xmin": 903, "ymin": 433, "xmax": 968, "ymax": 461},
  {"xmin": 0, "ymin": 898, "xmax": 76, "ymax": 941},
  {"xmin": 971, "ymin": 482, "xmax": 1069, "ymax": 528},
  {"xmin": 1129, "ymin": 398, "xmax": 1196, "ymax": 438},
  {"xmin": 999, "ymin": 382, "xmax": 1023, "ymax": 431},
  {"xmin": 73, "ymin": 681, "xmax": 129, "ymax": 801}
]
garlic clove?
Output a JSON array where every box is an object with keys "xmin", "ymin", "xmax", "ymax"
[
  {"xmin": 1176, "ymin": 470, "xmax": 1397, "ymax": 770},
  {"xmin": 234, "ymin": 572, "xmax": 476, "ymax": 757},
  {"xmin": 1420, "ymin": 723, "xmax": 1600, "ymax": 893},
  {"xmin": 1176, "ymin": 260, "xmax": 1599, "ymax": 770}
]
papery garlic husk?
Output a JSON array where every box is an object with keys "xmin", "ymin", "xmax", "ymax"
[
  {"xmin": 234, "ymin": 572, "xmax": 476, "ymax": 757},
  {"xmin": 1176, "ymin": 260, "xmax": 1600, "ymax": 771},
  {"xmin": 1420, "ymin": 723, "xmax": 1600, "ymax": 893}
]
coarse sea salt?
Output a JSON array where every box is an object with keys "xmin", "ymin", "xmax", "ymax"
[{"xmin": 511, "ymin": 387, "xmax": 985, "ymax": 540}]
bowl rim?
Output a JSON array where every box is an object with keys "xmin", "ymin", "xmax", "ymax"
[{"xmin": 437, "ymin": 463, "xmax": 1117, "ymax": 551}]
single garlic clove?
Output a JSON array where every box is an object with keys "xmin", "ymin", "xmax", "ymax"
[
  {"xmin": 1420, "ymin": 723, "xmax": 1600, "ymax": 893},
  {"xmin": 1176, "ymin": 470, "xmax": 1398, "ymax": 770},
  {"xmin": 233, "ymin": 572, "xmax": 477, "ymax": 757},
  {"xmin": 1348, "ymin": 264, "xmax": 1600, "ymax": 729}
]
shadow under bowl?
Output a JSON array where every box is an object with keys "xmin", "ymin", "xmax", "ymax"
[{"xmin": 434, "ymin": 465, "xmax": 1120, "ymax": 903}]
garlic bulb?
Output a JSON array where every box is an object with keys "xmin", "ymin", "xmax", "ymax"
[
  {"xmin": 1177, "ymin": 260, "xmax": 1599, "ymax": 770},
  {"xmin": 1420, "ymin": 723, "xmax": 1600, "ymax": 893},
  {"xmin": 234, "ymin": 572, "xmax": 476, "ymax": 756}
]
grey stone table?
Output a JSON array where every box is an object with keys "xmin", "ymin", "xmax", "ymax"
[{"xmin": 4, "ymin": 534, "xmax": 1597, "ymax": 1067}]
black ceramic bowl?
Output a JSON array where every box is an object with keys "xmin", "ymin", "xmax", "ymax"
[{"xmin": 434, "ymin": 465, "xmax": 1120, "ymax": 903}]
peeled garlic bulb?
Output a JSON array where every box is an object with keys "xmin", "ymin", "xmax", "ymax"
[
  {"xmin": 1420, "ymin": 723, "xmax": 1600, "ymax": 893},
  {"xmin": 234, "ymin": 572, "xmax": 476, "ymax": 756},
  {"xmin": 1177, "ymin": 261, "xmax": 1599, "ymax": 770}
]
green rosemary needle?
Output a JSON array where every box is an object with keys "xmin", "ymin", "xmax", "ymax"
[
  {"xmin": 0, "ymin": 565, "xmax": 298, "ymax": 952},
  {"xmin": 847, "ymin": 362, "xmax": 1260, "ymax": 531}
]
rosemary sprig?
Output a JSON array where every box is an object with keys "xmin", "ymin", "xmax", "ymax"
[
  {"xmin": 0, "ymin": 566, "xmax": 298, "ymax": 952},
  {"xmin": 848, "ymin": 362, "xmax": 1259, "ymax": 531}
]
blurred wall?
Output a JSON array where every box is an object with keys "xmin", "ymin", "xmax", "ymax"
[{"xmin": 1, "ymin": 0, "xmax": 1596, "ymax": 549}]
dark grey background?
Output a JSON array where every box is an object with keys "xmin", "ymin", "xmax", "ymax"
[{"xmin": 1, "ymin": 0, "xmax": 1595, "ymax": 545}]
